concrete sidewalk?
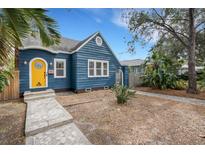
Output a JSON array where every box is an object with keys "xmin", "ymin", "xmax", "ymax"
[
  {"xmin": 24, "ymin": 89, "xmax": 91, "ymax": 145},
  {"xmin": 136, "ymin": 90, "xmax": 205, "ymax": 106}
]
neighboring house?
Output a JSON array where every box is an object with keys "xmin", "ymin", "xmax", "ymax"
[
  {"xmin": 19, "ymin": 32, "xmax": 129, "ymax": 94},
  {"xmin": 120, "ymin": 59, "xmax": 144, "ymax": 75}
]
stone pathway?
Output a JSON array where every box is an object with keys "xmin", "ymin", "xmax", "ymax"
[
  {"xmin": 24, "ymin": 89, "xmax": 91, "ymax": 145},
  {"xmin": 136, "ymin": 90, "xmax": 205, "ymax": 106}
]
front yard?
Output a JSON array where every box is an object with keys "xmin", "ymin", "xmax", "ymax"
[
  {"xmin": 57, "ymin": 90, "xmax": 205, "ymax": 144},
  {"xmin": 0, "ymin": 100, "xmax": 26, "ymax": 144}
]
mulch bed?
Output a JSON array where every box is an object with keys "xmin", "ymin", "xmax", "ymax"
[
  {"xmin": 0, "ymin": 100, "xmax": 26, "ymax": 145},
  {"xmin": 136, "ymin": 87, "xmax": 205, "ymax": 100}
]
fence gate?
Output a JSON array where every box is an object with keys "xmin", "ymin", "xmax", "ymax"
[
  {"xmin": 115, "ymin": 69, "xmax": 123, "ymax": 85},
  {"xmin": 128, "ymin": 72, "xmax": 143, "ymax": 88}
]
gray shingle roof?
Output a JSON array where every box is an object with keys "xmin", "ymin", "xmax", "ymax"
[
  {"xmin": 120, "ymin": 59, "xmax": 144, "ymax": 66},
  {"xmin": 21, "ymin": 32, "xmax": 98, "ymax": 53}
]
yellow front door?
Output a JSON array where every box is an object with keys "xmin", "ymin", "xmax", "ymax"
[{"xmin": 31, "ymin": 59, "xmax": 47, "ymax": 88}]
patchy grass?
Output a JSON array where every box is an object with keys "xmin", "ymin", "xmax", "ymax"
[
  {"xmin": 0, "ymin": 99, "xmax": 26, "ymax": 145},
  {"xmin": 136, "ymin": 87, "xmax": 205, "ymax": 100},
  {"xmin": 57, "ymin": 90, "xmax": 205, "ymax": 145}
]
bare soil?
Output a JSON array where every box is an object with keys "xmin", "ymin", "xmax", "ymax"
[
  {"xmin": 57, "ymin": 90, "xmax": 205, "ymax": 145},
  {"xmin": 0, "ymin": 99, "xmax": 26, "ymax": 144},
  {"xmin": 136, "ymin": 87, "xmax": 205, "ymax": 100}
]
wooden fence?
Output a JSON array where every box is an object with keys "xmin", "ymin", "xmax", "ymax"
[
  {"xmin": 129, "ymin": 72, "xmax": 143, "ymax": 88},
  {"xmin": 0, "ymin": 71, "xmax": 20, "ymax": 101}
]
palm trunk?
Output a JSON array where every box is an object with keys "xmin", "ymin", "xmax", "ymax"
[
  {"xmin": 14, "ymin": 47, "xmax": 19, "ymax": 70},
  {"xmin": 187, "ymin": 8, "xmax": 197, "ymax": 94}
]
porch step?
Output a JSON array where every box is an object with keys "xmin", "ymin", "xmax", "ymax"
[
  {"xmin": 24, "ymin": 89, "xmax": 56, "ymax": 102},
  {"xmin": 25, "ymin": 97, "xmax": 73, "ymax": 137}
]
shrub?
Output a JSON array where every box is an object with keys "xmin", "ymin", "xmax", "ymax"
[
  {"xmin": 198, "ymin": 67, "xmax": 205, "ymax": 91},
  {"xmin": 174, "ymin": 79, "xmax": 187, "ymax": 90},
  {"xmin": 142, "ymin": 51, "xmax": 185, "ymax": 90},
  {"xmin": 111, "ymin": 84, "xmax": 135, "ymax": 104},
  {"xmin": 0, "ymin": 69, "xmax": 13, "ymax": 92}
]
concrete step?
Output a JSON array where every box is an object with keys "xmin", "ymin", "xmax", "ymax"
[
  {"xmin": 25, "ymin": 98, "xmax": 73, "ymax": 137},
  {"xmin": 24, "ymin": 89, "xmax": 56, "ymax": 102},
  {"xmin": 24, "ymin": 89, "xmax": 55, "ymax": 97},
  {"xmin": 26, "ymin": 123, "xmax": 91, "ymax": 145},
  {"xmin": 24, "ymin": 93, "xmax": 56, "ymax": 102}
]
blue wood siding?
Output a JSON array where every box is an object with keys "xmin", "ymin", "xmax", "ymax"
[
  {"xmin": 19, "ymin": 49, "xmax": 71, "ymax": 93},
  {"xmin": 74, "ymin": 34, "xmax": 121, "ymax": 90}
]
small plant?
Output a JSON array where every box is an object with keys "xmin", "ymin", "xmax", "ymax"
[{"xmin": 112, "ymin": 84, "xmax": 135, "ymax": 104}]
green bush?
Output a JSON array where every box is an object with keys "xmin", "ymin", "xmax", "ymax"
[
  {"xmin": 198, "ymin": 67, "xmax": 205, "ymax": 91},
  {"xmin": 142, "ymin": 51, "xmax": 185, "ymax": 90},
  {"xmin": 0, "ymin": 69, "xmax": 13, "ymax": 92},
  {"xmin": 175, "ymin": 79, "xmax": 187, "ymax": 90},
  {"xmin": 111, "ymin": 84, "xmax": 135, "ymax": 104}
]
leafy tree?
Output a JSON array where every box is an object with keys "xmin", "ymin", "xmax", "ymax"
[
  {"xmin": 123, "ymin": 8, "xmax": 205, "ymax": 94},
  {"xmin": 0, "ymin": 8, "xmax": 61, "ymax": 68},
  {"xmin": 0, "ymin": 9, "xmax": 60, "ymax": 91}
]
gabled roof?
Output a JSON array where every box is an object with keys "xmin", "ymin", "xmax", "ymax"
[
  {"xmin": 120, "ymin": 59, "xmax": 144, "ymax": 66},
  {"xmin": 20, "ymin": 32, "xmax": 99, "ymax": 54},
  {"xmin": 70, "ymin": 32, "xmax": 99, "ymax": 51},
  {"xmin": 19, "ymin": 31, "xmax": 121, "ymax": 66}
]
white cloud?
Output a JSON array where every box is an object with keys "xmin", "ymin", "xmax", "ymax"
[{"xmin": 111, "ymin": 9, "xmax": 128, "ymax": 29}]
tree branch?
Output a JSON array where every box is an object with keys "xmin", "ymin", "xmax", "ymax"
[
  {"xmin": 151, "ymin": 9, "xmax": 189, "ymax": 47},
  {"xmin": 195, "ymin": 21, "xmax": 205, "ymax": 29}
]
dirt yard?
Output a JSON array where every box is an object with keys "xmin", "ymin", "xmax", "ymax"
[
  {"xmin": 57, "ymin": 90, "xmax": 205, "ymax": 145},
  {"xmin": 136, "ymin": 87, "xmax": 205, "ymax": 100},
  {"xmin": 0, "ymin": 99, "xmax": 26, "ymax": 144}
]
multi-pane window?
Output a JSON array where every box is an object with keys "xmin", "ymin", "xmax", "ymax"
[
  {"xmin": 54, "ymin": 59, "xmax": 66, "ymax": 78},
  {"xmin": 96, "ymin": 62, "xmax": 102, "ymax": 76},
  {"xmin": 103, "ymin": 62, "xmax": 108, "ymax": 76},
  {"xmin": 88, "ymin": 60, "xmax": 109, "ymax": 77},
  {"xmin": 88, "ymin": 61, "xmax": 95, "ymax": 76}
]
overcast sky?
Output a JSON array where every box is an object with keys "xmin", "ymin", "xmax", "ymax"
[{"xmin": 47, "ymin": 8, "xmax": 153, "ymax": 61}]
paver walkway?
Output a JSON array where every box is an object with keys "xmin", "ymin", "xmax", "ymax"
[
  {"xmin": 24, "ymin": 89, "xmax": 91, "ymax": 145},
  {"xmin": 136, "ymin": 90, "xmax": 205, "ymax": 105}
]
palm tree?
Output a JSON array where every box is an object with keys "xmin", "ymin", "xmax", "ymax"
[
  {"xmin": 0, "ymin": 8, "xmax": 60, "ymax": 68},
  {"xmin": 0, "ymin": 8, "xmax": 60, "ymax": 91}
]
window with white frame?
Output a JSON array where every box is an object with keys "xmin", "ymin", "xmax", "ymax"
[
  {"xmin": 54, "ymin": 59, "xmax": 66, "ymax": 78},
  {"xmin": 88, "ymin": 59, "xmax": 109, "ymax": 77}
]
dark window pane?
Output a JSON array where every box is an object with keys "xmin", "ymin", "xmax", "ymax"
[
  {"xmin": 103, "ymin": 70, "xmax": 107, "ymax": 76},
  {"xmin": 103, "ymin": 62, "xmax": 107, "ymax": 69},
  {"xmin": 56, "ymin": 69, "xmax": 64, "ymax": 76},
  {"xmin": 89, "ymin": 61, "xmax": 94, "ymax": 68},
  {"xmin": 96, "ymin": 62, "xmax": 101, "ymax": 69},
  {"xmin": 57, "ymin": 61, "xmax": 64, "ymax": 69},
  {"xmin": 96, "ymin": 69, "xmax": 101, "ymax": 76},
  {"xmin": 89, "ymin": 69, "xmax": 94, "ymax": 76}
]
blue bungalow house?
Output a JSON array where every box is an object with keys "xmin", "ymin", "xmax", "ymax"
[{"xmin": 19, "ymin": 32, "xmax": 128, "ymax": 94}]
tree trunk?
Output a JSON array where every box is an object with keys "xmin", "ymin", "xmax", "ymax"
[
  {"xmin": 187, "ymin": 8, "xmax": 197, "ymax": 94},
  {"xmin": 14, "ymin": 47, "xmax": 19, "ymax": 70}
]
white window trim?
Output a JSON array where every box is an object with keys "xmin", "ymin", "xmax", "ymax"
[
  {"xmin": 54, "ymin": 58, "xmax": 66, "ymax": 78},
  {"xmin": 88, "ymin": 59, "xmax": 109, "ymax": 78}
]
